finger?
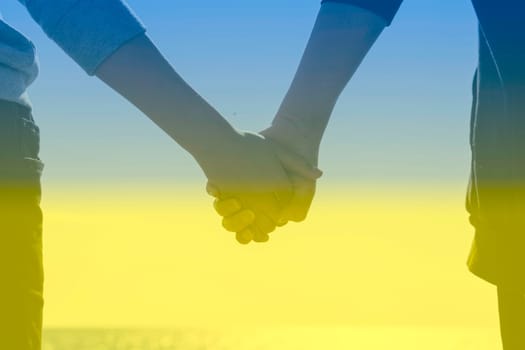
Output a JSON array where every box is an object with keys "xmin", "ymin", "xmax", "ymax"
[
  {"xmin": 250, "ymin": 191, "xmax": 291, "ymax": 225},
  {"xmin": 273, "ymin": 187, "xmax": 294, "ymax": 209},
  {"xmin": 281, "ymin": 196, "xmax": 312, "ymax": 222},
  {"xmin": 206, "ymin": 182, "xmax": 221, "ymax": 198},
  {"xmin": 252, "ymin": 226, "xmax": 270, "ymax": 243},
  {"xmin": 222, "ymin": 209, "xmax": 255, "ymax": 232},
  {"xmin": 281, "ymin": 203, "xmax": 307, "ymax": 222},
  {"xmin": 213, "ymin": 198, "xmax": 242, "ymax": 217},
  {"xmin": 276, "ymin": 219, "xmax": 288, "ymax": 227},
  {"xmin": 253, "ymin": 210, "xmax": 277, "ymax": 235},
  {"xmin": 273, "ymin": 145, "xmax": 323, "ymax": 180},
  {"xmin": 236, "ymin": 229, "xmax": 253, "ymax": 245}
]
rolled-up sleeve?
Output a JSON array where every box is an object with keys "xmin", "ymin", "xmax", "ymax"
[
  {"xmin": 19, "ymin": 0, "xmax": 146, "ymax": 75},
  {"xmin": 321, "ymin": 0, "xmax": 403, "ymax": 26}
]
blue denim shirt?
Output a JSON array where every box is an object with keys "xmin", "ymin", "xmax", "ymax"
[{"xmin": 0, "ymin": 0, "xmax": 145, "ymax": 107}]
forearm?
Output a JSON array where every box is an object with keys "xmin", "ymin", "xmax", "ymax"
[
  {"xmin": 20, "ymin": 0, "xmax": 236, "ymax": 159},
  {"xmin": 95, "ymin": 34, "xmax": 238, "ymax": 158},
  {"xmin": 266, "ymin": 3, "xmax": 387, "ymax": 163}
]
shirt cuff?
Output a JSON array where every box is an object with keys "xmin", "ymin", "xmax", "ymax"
[
  {"xmin": 320, "ymin": 0, "xmax": 403, "ymax": 26},
  {"xmin": 37, "ymin": 0, "xmax": 146, "ymax": 75}
]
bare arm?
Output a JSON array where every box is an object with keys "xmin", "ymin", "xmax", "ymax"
[
  {"xmin": 215, "ymin": 3, "xmax": 391, "ymax": 225},
  {"xmin": 95, "ymin": 34, "xmax": 239, "ymax": 160},
  {"xmin": 262, "ymin": 3, "xmax": 388, "ymax": 165},
  {"xmin": 95, "ymin": 33, "xmax": 320, "ymax": 243},
  {"xmin": 258, "ymin": 3, "xmax": 388, "ymax": 222}
]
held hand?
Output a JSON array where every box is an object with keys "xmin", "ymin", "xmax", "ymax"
[
  {"xmin": 206, "ymin": 182, "xmax": 277, "ymax": 243},
  {"xmin": 198, "ymin": 131, "xmax": 295, "ymax": 244},
  {"xmin": 209, "ymin": 131, "xmax": 322, "ymax": 243},
  {"xmin": 261, "ymin": 124, "xmax": 322, "ymax": 224},
  {"xmin": 265, "ymin": 140, "xmax": 320, "ymax": 224}
]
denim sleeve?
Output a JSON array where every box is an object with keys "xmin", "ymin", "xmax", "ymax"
[
  {"xmin": 18, "ymin": 0, "xmax": 146, "ymax": 75},
  {"xmin": 320, "ymin": 0, "xmax": 403, "ymax": 26}
]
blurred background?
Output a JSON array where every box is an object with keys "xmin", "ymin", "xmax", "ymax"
[{"xmin": 2, "ymin": 0, "xmax": 502, "ymax": 348}]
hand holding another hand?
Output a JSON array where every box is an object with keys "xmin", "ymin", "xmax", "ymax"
[
  {"xmin": 197, "ymin": 131, "xmax": 293, "ymax": 243},
  {"xmin": 205, "ymin": 126, "xmax": 322, "ymax": 244}
]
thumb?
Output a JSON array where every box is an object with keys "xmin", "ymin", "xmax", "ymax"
[
  {"xmin": 280, "ymin": 176, "xmax": 316, "ymax": 223},
  {"xmin": 271, "ymin": 144, "xmax": 323, "ymax": 180}
]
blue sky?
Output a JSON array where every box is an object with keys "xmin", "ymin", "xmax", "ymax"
[{"xmin": 2, "ymin": 0, "xmax": 479, "ymax": 186}]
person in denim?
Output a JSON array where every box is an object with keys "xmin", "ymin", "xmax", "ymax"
[
  {"xmin": 0, "ymin": 101, "xmax": 44, "ymax": 349},
  {"xmin": 0, "ymin": 1, "xmax": 321, "ymax": 349},
  {"xmin": 213, "ymin": 1, "xmax": 525, "ymax": 348}
]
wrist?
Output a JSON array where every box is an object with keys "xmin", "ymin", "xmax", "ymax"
[
  {"xmin": 188, "ymin": 127, "xmax": 243, "ymax": 166},
  {"xmin": 260, "ymin": 116, "xmax": 320, "ymax": 166}
]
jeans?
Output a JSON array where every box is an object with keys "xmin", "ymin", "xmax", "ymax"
[
  {"xmin": 467, "ymin": 2, "xmax": 525, "ymax": 291},
  {"xmin": 0, "ymin": 100, "xmax": 44, "ymax": 350}
]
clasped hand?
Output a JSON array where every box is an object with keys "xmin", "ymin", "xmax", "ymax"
[{"xmin": 199, "ymin": 130, "xmax": 321, "ymax": 244}]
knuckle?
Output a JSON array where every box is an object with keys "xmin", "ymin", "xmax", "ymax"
[
  {"xmin": 236, "ymin": 231, "xmax": 252, "ymax": 244},
  {"xmin": 222, "ymin": 217, "xmax": 237, "ymax": 232},
  {"xmin": 255, "ymin": 217, "xmax": 276, "ymax": 234},
  {"xmin": 253, "ymin": 233, "xmax": 270, "ymax": 243}
]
